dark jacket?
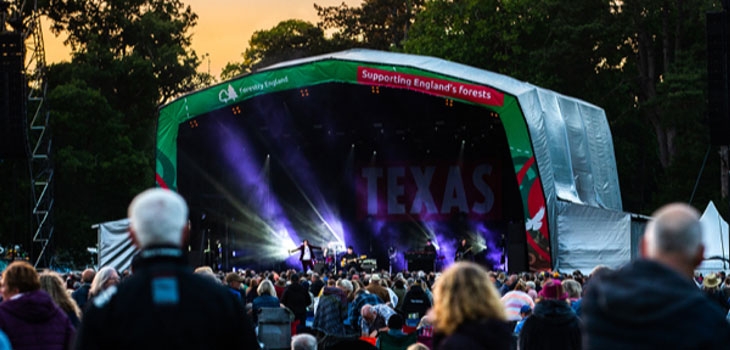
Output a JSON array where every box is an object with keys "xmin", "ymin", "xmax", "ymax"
[
  {"xmin": 400, "ymin": 285, "xmax": 431, "ymax": 319},
  {"xmin": 74, "ymin": 247, "xmax": 259, "ymax": 349},
  {"xmin": 518, "ymin": 299, "xmax": 581, "ymax": 350},
  {"xmin": 281, "ymin": 282, "xmax": 312, "ymax": 317},
  {"xmin": 434, "ymin": 318, "xmax": 511, "ymax": 350},
  {"xmin": 582, "ymin": 259, "xmax": 730, "ymax": 350},
  {"xmin": 71, "ymin": 283, "xmax": 91, "ymax": 310},
  {"xmin": 310, "ymin": 279, "xmax": 325, "ymax": 296},
  {"xmin": 0, "ymin": 289, "xmax": 75, "ymax": 350},
  {"xmin": 291, "ymin": 244, "xmax": 322, "ymax": 261},
  {"xmin": 245, "ymin": 287, "xmax": 259, "ymax": 305},
  {"xmin": 313, "ymin": 287, "xmax": 349, "ymax": 336},
  {"xmin": 703, "ymin": 288, "xmax": 730, "ymax": 313}
]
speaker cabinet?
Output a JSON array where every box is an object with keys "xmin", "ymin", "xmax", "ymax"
[{"xmin": 0, "ymin": 32, "xmax": 26, "ymax": 159}]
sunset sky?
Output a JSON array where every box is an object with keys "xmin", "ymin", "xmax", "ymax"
[{"xmin": 44, "ymin": 0, "xmax": 363, "ymax": 77}]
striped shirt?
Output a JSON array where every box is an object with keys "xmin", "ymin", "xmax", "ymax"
[{"xmin": 501, "ymin": 290, "xmax": 535, "ymax": 321}]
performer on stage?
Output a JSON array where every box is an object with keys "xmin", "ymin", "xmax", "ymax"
[
  {"xmin": 455, "ymin": 238, "xmax": 474, "ymax": 262},
  {"xmin": 289, "ymin": 240, "xmax": 322, "ymax": 272},
  {"xmin": 423, "ymin": 239, "xmax": 437, "ymax": 255},
  {"xmin": 341, "ymin": 246, "xmax": 359, "ymax": 272}
]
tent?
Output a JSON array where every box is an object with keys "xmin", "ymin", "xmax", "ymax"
[
  {"xmin": 93, "ymin": 219, "xmax": 135, "ymax": 272},
  {"xmin": 155, "ymin": 49, "xmax": 632, "ymax": 272},
  {"xmin": 698, "ymin": 201, "xmax": 730, "ymax": 274}
]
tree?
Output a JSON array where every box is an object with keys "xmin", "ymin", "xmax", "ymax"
[
  {"xmin": 35, "ymin": 0, "xmax": 204, "ymax": 264},
  {"xmin": 46, "ymin": 76, "xmax": 151, "ymax": 263},
  {"xmin": 44, "ymin": 0, "xmax": 207, "ymax": 103},
  {"xmin": 404, "ymin": 0, "xmax": 623, "ymax": 102},
  {"xmin": 222, "ymin": 20, "xmax": 332, "ymax": 79},
  {"xmin": 616, "ymin": 0, "xmax": 715, "ymax": 169},
  {"xmin": 315, "ymin": 0, "xmax": 425, "ymax": 50},
  {"xmin": 403, "ymin": 0, "xmax": 720, "ymax": 213}
]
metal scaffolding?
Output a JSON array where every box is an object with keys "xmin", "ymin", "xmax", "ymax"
[{"xmin": 2, "ymin": 0, "xmax": 53, "ymax": 267}]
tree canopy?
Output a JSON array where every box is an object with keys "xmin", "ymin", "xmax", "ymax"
[{"xmin": 32, "ymin": 0, "xmax": 207, "ymax": 264}]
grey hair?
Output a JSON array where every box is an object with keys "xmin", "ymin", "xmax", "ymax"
[
  {"xmin": 337, "ymin": 279, "xmax": 353, "ymax": 292},
  {"xmin": 644, "ymin": 203, "xmax": 702, "ymax": 259},
  {"xmin": 128, "ymin": 188, "xmax": 188, "ymax": 248},
  {"xmin": 89, "ymin": 266, "xmax": 118, "ymax": 298},
  {"xmin": 561, "ymin": 279, "xmax": 582, "ymax": 298},
  {"xmin": 291, "ymin": 333, "xmax": 317, "ymax": 350},
  {"xmin": 257, "ymin": 279, "xmax": 277, "ymax": 297}
]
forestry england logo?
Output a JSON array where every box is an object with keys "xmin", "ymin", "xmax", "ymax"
[{"xmin": 219, "ymin": 84, "xmax": 239, "ymax": 103}]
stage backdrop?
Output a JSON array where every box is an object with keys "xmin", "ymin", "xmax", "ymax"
[{"xmin": 156, "ymin": 49, "xmax": 631, "ymax": 272}]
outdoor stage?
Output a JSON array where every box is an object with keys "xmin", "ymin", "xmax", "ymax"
[
  {"xmin": 176, "ymin": 82, "xmax": 522, "ymax": 272},
  {"xmin": 153, "ymin": 50, "xmax": 630, "ymax": 274}
]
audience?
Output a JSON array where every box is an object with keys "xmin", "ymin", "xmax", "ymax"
[
  {"xmin": 360, "ymin": 303, "xmax": 396, "ymax": 337},
  {"xmin": 291, "ymin": 333, "xmax": 318, "ymax": 350},
  {"xmin": 500, "ymin": 279, "xmax": 534, "ymax": 322},
  {"xmin": 74, "ymin": 188, "xmax": 259, "ymax": 349},
  {"xmin": 40, "ymin": 271, "xmax": 82, "ymax": 328},
  {"xmin": 313, "ymin": 278, "xmax": 350, "ymax": 336},
  {"xmin": 225, "ymin": 272, "xmax": 244, "ymax": 300},
  {"xmin": 281, "ymin": 273, "xmax": 312, "ymax": 330},
  {"xmin": 399, "ymin": 279, "xmax": 432, "ymax": 322},
  {"xmin": 582, "ymin": 203, "xmax": 730, "ymax": 349},
  {"xmin": 194, "ymin": 266, "xmax": 220, "ymax": 284},
  {"xmin": 701, "ymin": 273, "xmax": 730, "ymax": 313},
  {"xmin": 87, "ymin": 266, "xmax": 120, "ymax": 301},
  {"xmin": 561, "ymin": 279, "xmax": 583, "ymax": 315},
  {"xmin": 376, "ymin": 314, "xmax": 415, "ymax": 348},
  {"xmin": 0, "ymin": 261, "xmax": 75, "ymax": 349},
  {"xmin": 251, "ymin": 279, "xmax": 281, "ymax": 325},
  {"xmin": 6, "ymin": 198, "xmax": 730, "ymax": 350},
  {"xmin": 431, "ymin": 262, "xmax": 511, "ymax": 350},
  {"xmin": 71, "ymin": 269, "xmax": 94, "ymax": 311},
  {"xmin": 518, "ymin": 279, "xmax": 581, "ymax": 350}
]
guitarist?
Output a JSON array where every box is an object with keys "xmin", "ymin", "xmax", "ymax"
[
  {"xmin": 341, "ymin": 246, "xmax": 360, "ymax": 272},
  {"xmin": 289, "ymin": 239, "xmax": 322, "ymax": 272},
  {"xmin": 455, "ymin": 238, "xmax": 474, "ymax": 262}
]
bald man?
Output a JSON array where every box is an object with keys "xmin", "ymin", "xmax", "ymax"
[
  {"xmin": 581, "ymin": 203, "xmax": 730, "ymax": 349},
  {"xmin": 360, "ymin": 303, "xmax": 396, "ymax": 337},
  {"xmin": 72, "ymin": 268, "xmax": 95, "ymax": 310}
]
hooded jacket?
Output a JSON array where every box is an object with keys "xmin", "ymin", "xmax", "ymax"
[
  {"xmin": 582, "ymin": 259, "xmax": 730, "ymax": 350},
  {"xmin": 0, "ymin": 289, "xmax": 75, "ymax": 350},
  {"xmin": 400, "ymin": 285, "xmax": 431, "ymax": 319},
  {"xmin": 518, "ymin": 299, "xmax": 581, "ymax": 350}
]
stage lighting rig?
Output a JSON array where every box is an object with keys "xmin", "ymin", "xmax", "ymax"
[{"xmin": 1, "ymin": 0, "xmax": 55, "ymax": 268}]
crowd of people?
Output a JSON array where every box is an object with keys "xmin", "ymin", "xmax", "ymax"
[{"xmin": 0, "ymin": 190, "xmax": 729, "ymax": 350}]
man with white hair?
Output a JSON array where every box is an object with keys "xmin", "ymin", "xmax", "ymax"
[
  {"xmin": 582, "ymin": 203, "xmax": 730, "ymax": 349},
  {"xmin": 75, "ymin": 188, "xmax": 260, "ymax": 349},
  {"xmin": 291, "ymin": 333, "xmax": 317, "ymax": 350}
]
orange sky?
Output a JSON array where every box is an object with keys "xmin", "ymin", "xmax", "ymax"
[{"xmin": 44, "ymin": 0, "xmax": 362, "ymax": 77}]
